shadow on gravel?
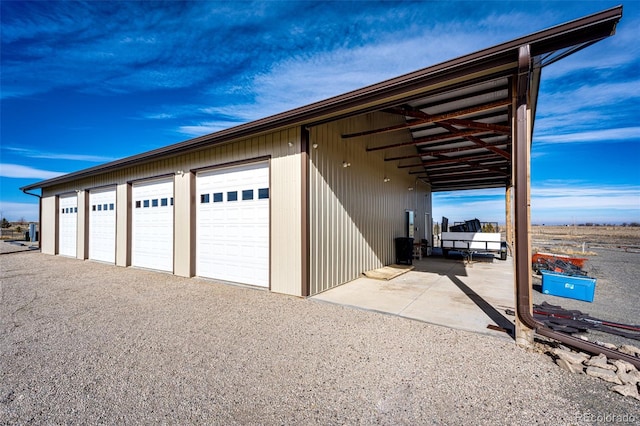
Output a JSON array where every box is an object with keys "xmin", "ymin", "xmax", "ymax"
[
  {"xmin": 0, "ymin": 249, "xmax": 40, "ymax": 255},
  {"xmin": 0, "ymin": 241, "xmax": 40, "ymax": 255}
]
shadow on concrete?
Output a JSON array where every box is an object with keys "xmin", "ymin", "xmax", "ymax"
[
  {"xmin": 448, "ymin": 273, "xmax": 515, "ymax": 338},
  {"xmin": 414, "ymin": 254, "xmax": 515, "ymax": 338},
  {"xmin": 312, "ymin": 252, "xmax": 516, "ymax": 339}
]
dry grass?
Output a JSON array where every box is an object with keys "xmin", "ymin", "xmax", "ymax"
[
  {"xmin": 530, "ymin": 225, "xmax": 640, "ymax": 256},
  {"xmin": 532, "ymin": 225, "xmax": 640, "ymax": 245}
]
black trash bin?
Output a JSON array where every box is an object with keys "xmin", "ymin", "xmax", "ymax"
[{"xmin": 395, "ymin": 237, "xmax": 414, "ymax": 265}]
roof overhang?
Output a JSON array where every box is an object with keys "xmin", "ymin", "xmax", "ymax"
[{"xmin": 21, "ymin": 6, "xmax": 622, "ymax": 192}]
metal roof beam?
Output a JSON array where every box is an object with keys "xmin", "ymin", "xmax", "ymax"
[
  {"xmin": 427, "ymin": 168, "xmax": 508, "ymax": 179},
  {"xmin": 429, "ymin": 118, "xmax": 511, "ymax": 160},
  {"xmin": 432, "ymin": 182, "xmax": 507, "ymax": 192},
  {"xmin": 385, "ymin": 107, "xmax": 511, "ymax": 134},
  {"xmin": 408, "ymin": 84, "xmax": 508, "ymax": 111},
  {"xmin": 463, "ymin": 134, "xmax": 511, "ymax": 160},
  {"xmin": 454, "ymin": 159, "xmax": 509, "ymax": 176},
  {"xmin": 367, "ymin": 128, "xmax": 486, "ymax": 152},
  {"xmin": 430, "ymin": 174, "xmax": 507, "ymax": 184},
  {"xmin": 345, "ymin": 99, "xmax": 511, "ymax": 140},
  {"xmin": 397, "ymin": 153, "xmax": 498, "ymax": 168},
  {"xmin": 439, "ymin": 118, "xmax": 510, "ymax": 134},
  {"xmin": 384, "ymin": 140, "xmax": 508, "ymax": 161}
]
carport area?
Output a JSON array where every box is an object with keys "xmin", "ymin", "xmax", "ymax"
[{"xmin": 313, "ymin": 252, "xmax": 515, "ymax": 339}]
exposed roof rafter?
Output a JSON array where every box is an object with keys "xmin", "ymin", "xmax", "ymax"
[
  {"xmin": 384, "ymin": 140, "xmax": 508, "ymax": 161},
  {"xmin": 344, "ymin": 99, "xmax": 511, "ymax": 140},
  {"xmin": 385, "ymin": 106, "xmax": 511, "ymax": 134},
  {"xmin": 368, "ymin": 128, "xmax": 487, "ymax": 152}
]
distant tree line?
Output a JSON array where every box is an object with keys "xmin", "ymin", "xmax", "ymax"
[
  {"xmin": 1, "ymin": 217, "xmax": 31, "ymax": 229},
  {"xmin": 578, "ymin": 223, "xmax": 640, "ymax": 227}
]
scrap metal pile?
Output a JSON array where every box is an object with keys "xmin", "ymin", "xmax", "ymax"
[
  {"xmin": 532, "ymin": 252, "xmax": 588, "ymax": 276},
  {"xmin": 533, "ymin": 302, "xmax": 640, "ymax": 340}
]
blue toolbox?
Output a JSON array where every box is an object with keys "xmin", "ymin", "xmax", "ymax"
[{"xmin": 541, "ymin": 270, "xmax": 596, "ymax": 303}]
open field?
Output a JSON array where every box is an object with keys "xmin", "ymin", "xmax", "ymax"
[{"xmin": 532, "ymin": 225, "xmax": 640, "ymax": 254}]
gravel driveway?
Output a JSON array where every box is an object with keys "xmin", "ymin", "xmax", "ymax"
[{"xmin": 2, "ymin": 248, "xmax": 639, "ymax": 424}]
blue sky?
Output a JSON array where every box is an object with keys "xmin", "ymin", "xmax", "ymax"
[{"xmin": 1, "ymin": 1, "xmax": 638, "ymax": 225}]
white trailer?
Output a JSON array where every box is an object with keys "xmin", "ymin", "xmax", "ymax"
[{"xmin": 441, "ymin": 231, "xmax": 507, "ymax": 261}]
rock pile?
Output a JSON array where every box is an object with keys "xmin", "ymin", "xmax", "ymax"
[{"xmin": 549, "ymin": 344, "xmax": 640, "ymax": 401}]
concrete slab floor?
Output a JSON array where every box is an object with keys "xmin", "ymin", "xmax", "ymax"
[{"xmin": 312, "ymin": 253, "xmax": 516, "ymax": 339}]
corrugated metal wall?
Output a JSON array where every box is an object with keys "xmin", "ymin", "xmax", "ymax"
[
  {"xmin": 41, "ymin": 128, "xmax": 303, "ymax": 296},
  {"xmin": 269, "ymin": 132, "xmax": 303, "ymax": 296},
  {"xmin": 40, "ymin": 117, "xmax": 432, "ymax": 297},
  {"xmin": 115, "ymin": 183, "xmax": 131, "ymax": 267},
  {"xmin": 40, "ymin": 196, "xmax": 57, "ymax": 255},
  {"xmin": 308, "ymin": 112, "xmax": 431, "ymax": 295}
]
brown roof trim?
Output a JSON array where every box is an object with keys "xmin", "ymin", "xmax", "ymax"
[{"xmin": 21, "ymin": 6, "xmax": 622, "ymax": 191}]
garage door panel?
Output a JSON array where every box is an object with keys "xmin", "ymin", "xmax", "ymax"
[
  {"xmin": 89, "ymin": 188, "xmax": 116, "ymax": 263},
  {"xmin": 196, "ymin": 162, "xmax": 269, "ymax": 287},
  {"xmin": 132, "ymin": 178, "xmax": 174, "ymax": 272},
  {"xmin": 58, "ymin": 195, "xmax": 77, "ymax": 257}
]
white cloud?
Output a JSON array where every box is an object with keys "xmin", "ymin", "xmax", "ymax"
[
  {"xmin": 535, "ymin": 127, "xmax": 640, "ymax": 145},
  {"xmin": 432, "ymin": 184, "xmax": 640, "ymax": 225},
  {"xmin": 0, "ymin": 164, "xmax": 65, "ymax": 179},
  {"xmin": 537, "ymin": 80, "xmax": 640, "ymax": 119},
  {"xmin": 141, "ymin": 112, "xmax": 175, "ymax": 120},
  {"xmin": 532, "ymin": 195, "xmax": 639, "ymax": 210},
  {"xmin": 177, "ymin": 25, "xmax": 500, "ymax": 138},
  {"xmin": 178, "ymin": 122, "xmax": 240, "ymax": 137},
  {"xmin": 533, "ymin": 184, "xmax": 638, "ymax": 196},
  {"xmin": 4, "ymin": 147, "xmax": 117, "ymax": 162},
  {"xmin": 532, "ymin": 183, "xmax": 640, "ymax": 224}
]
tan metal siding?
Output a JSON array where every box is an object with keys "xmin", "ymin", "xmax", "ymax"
[
  {"xmin": 40, "ymin": 128, "xmax": 303, "ymax": 296},
  {"xmin": 270, "ymin": 127, "xmax": 302, "ymax": 296},
  {"xmin": 40, "ymin": 195, "xmax": 57, "ymax": 255},
  {"xmin": 77, "ymin": 190, "xmax": 88, "ymax": 260},
  {"xmin": 309, "ymin": 112, "xmax": 431, "ymax": 295},
  {"xmin": 115, "ymin": 183, "xmax": 130, "ymax": 267},
  {"xmin": 174, "ymin": 172, "xmax": 193, "ymax": 277}
]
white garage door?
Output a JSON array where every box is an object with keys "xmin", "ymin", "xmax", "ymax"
[
  {"xmin": 89, "ymin": 187, "xmax": 116, "ymax": 264},
  {"xmin": 132, "ymin": 178, "xmax": 174, "ymax": 272},
  {"xmin": 58, "ymin": 194, "xmax": 77, "ymax": 257},
  {"xmin": 196, "ymin": 162, "xmax": 269, "ymax": 287}
]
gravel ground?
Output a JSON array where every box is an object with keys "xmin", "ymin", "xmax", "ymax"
[
  {"xmin": 532, "ymin": 245, "xmax": 640, "ymax": 349},
  {"xmin": 1, "ymin": 246, "xmax": 639, "ymax": 424},
  {"xmin": 0, "ymin": 241, "xmax": 38, "ymax": 255}
]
